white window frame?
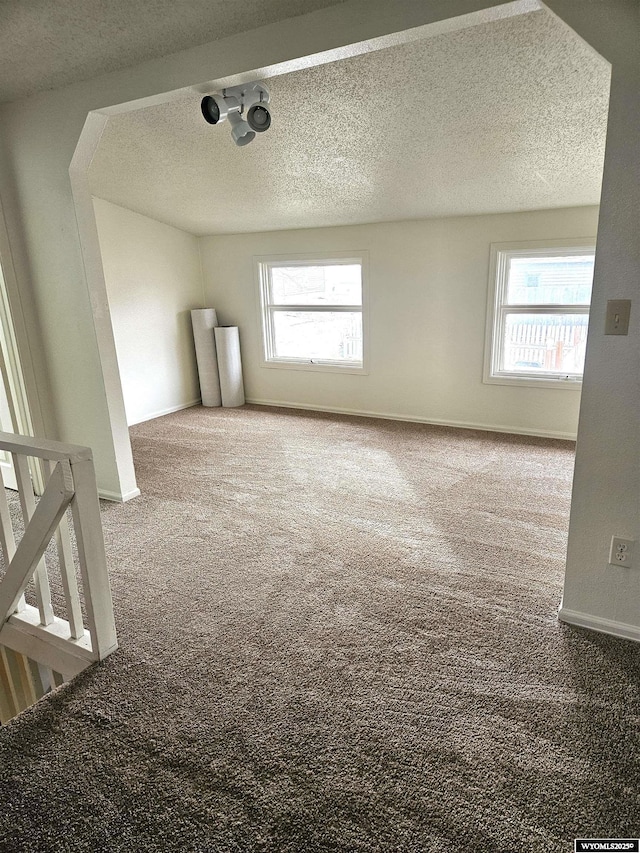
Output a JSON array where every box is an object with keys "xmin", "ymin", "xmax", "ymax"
[
  {"xmin": 483, "ymin": 238, "xmax": 596, "ymax": 390},
  {"xmin": 255, "ymin": 252, "xmax": 368, "ymax": 374}
]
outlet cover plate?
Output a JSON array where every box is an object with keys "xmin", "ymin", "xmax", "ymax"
[{"xmin": 609, "ymin": 536, "xmax": 635, "ymax": 567}]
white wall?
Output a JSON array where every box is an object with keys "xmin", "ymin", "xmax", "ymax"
[
  {"xmin": 93, "ymin": 199, "xmax": 203, "ymax": 426},
  {"xmin": 200, "ymin": 206, "xmax": 598, "ymax": 439},
  {"xmin": 559, "ymin": 1, "xmax": 640, "ymax": 638},
  {"xmin": 0, "ymin": 0, "xmax": 637, "ymax": 639}
]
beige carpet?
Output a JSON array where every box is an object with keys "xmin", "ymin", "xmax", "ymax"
[{"xmin": 1, "ymin": 405, "xmax": 639, "ymax": 852}]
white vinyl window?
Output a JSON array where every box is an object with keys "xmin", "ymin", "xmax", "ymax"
[
  {"xmin": 256, "ymin": 254, "xmax": 367, "ymax": 373},
  {"xmin": 484, "ymin": 239, "xmax": 595, "ymax": 389}
]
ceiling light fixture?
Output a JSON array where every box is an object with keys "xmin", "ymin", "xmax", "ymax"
[{"xmin": 201, "ymin": 82, "xmax": 271, "ymax": 147}]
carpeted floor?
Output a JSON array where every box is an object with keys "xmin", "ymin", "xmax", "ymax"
[{"xmin": 1, "ymin": 405, "xmax": 639, "ymax": 852}]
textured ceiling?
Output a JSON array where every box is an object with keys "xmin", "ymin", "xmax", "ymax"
[
  {"xmin": 0, "ymin": 0, "xmax": 346, "ymax": 103},
  {"xmin": 88, "ymin": 10, "xmax": 610, "ymax": 236}
]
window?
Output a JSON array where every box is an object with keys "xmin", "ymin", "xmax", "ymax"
[
  {"xmin": 484, "ymin": 239, "xmax": 595, "ymax": 388},
  {"xmin": 256, "ymin": 254, "xmax": 366, "ymax": 372}
]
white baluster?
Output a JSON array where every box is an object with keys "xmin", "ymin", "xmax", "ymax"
[{"xmin": 11, "ymin": 453, "xmax": 54, "ymax": 626}]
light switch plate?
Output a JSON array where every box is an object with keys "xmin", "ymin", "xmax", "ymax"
[{"xmin": 605, "ymin": 299, "xmax": 631, "ymax": 335}]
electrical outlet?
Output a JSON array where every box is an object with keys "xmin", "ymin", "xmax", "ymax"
[{"xmin": 608, "ymin": 537, "xmax": 635, "ymax": 568}]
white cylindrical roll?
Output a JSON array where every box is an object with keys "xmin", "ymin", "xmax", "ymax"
[
  {"xmin": 191, "ymin": 308, "xmax": 222, "ymax": 407},
  {"xmin": 214, "ymin": 326, "xmax": 245, "ymax": 408}
]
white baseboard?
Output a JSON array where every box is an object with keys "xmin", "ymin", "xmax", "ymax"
[
  {"xmin": 128, "ymin": 399, "xmax": 201, "ymax": 426},
  {"xmin": 98, "ymin": 487, "xmax": 141, "ymax": 503},
  {"xmin": 558, "ymin": 603, "xmax": 640, "ymax": 644},
  {"xmin": 100, "ymin": 400, "xmax": 202, "ymax": 502},
  {"xmin": 245, "ymin": 398, "xmax": 577, "ymax": 442}
]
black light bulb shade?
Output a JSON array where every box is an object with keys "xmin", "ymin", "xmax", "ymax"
[
  {"xmin": 201, "ymin": 96, "xmax": 221, "ymax": 125},
  {"xmin": 247, "ymin": 104, "xmax": 271, "ymax": 132}
]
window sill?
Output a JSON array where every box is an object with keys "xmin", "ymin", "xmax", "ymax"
[
  {"xmin": 261, "ymin": 359, "xmax": 367, "ymax": 376},
  {"xmin": 484, "ymin": 373, "xmax": 583, "ymax": 390}
]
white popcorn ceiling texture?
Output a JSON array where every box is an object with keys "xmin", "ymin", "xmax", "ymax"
[
  {"xmin": 0, "ymin": 0, "xmax": 347, "ymax": 103},
  {"xmin": 88, "ymin": 10, "xmax": 611, "ymax": 236}
]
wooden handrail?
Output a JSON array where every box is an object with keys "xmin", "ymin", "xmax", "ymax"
[{"xmin": 0, "ymin": 431, "xmax": 92, "ymax": 463}]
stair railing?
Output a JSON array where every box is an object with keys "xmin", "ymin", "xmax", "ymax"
[{"xmin": 0, "ymin": 432, "xmax": 117, "ymax": 681}]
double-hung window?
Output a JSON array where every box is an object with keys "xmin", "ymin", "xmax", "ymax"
[
  {"xmin": 484, "ymin": 239, "xmax": 595, "ymax": 388},
  {"xmin": 257, "ymin": 254, "xmax": 366, "ymax": 372}
]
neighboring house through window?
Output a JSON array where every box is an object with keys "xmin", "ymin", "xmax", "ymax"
[
  {"xmin": 484, "ymin": 239, "xmax": 595, "ymax": 388},
  {"xmin": 256, "ymin": 253, "xmax": 367, "ymax": 373}
]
